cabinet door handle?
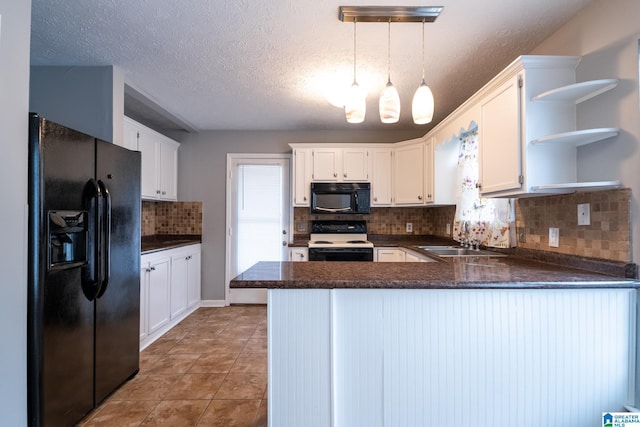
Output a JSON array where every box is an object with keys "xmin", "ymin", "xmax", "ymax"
[
  {"xmin": 162, "ymin": 191, "xmax": 166, "ymax": 195},
  {"xmin": 476, "ymin": 183, "xmax": 482, "ymax": 189},
  {"xmin": 150, "ymin": 266, "xmax": 156, "ymax": 271},
  {"xmin": 303, "ymin": 196, "xmax": 307, "ymax": 201},
  {"xmin": 333, "ymin": 173, "xmax": 338, "ymax": 178},
  {"xmin": 374, "ymin": 197, "xmax": 378, "ymax": 202},
  {"xmin": 343, "ymin": 173, "xmax": 347, "ymax": 178},
  {"xmin": 418, "ymin": 195, "xmax": 423, "ymax": 200},
  {"xmin": 156, "ymin": 190, "xmax": 161, "ymax": 194}
]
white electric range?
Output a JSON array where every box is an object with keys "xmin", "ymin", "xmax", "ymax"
[{"xmin": 308, "ymin": 220, "xmax": 374, "ymax": 261}]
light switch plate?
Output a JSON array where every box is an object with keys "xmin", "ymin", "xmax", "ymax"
[
  {"xmin": 549, "ymin": 227, "xmax": 560, "ymax": 248},
  {"xmin": 577, "ymin": 203, "xmax": 591, "ymax": 226}
]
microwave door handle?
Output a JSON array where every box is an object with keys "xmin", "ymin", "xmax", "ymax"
[
  {"xmin": 315, "ymin": 207, "xmax": 353, "ymax": 213},
  {"xmin": 354, "ymin": 192, "xmax": 359, "ymax": 211}
]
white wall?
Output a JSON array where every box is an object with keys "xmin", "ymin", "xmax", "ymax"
[
  {"xmin": 30, "ymin": 66, "xmax": 125, "ymax": 145},
  {"xmin": 178, "ymin": 130, "xmax": 423, "ymax": 301},
  {"xmin": 0, "ymin": 1, "xmax": 31, "ymax": 425},
  {"xmin": 532, "ymin": 0, "xmax": 640, "ymax": 265}
]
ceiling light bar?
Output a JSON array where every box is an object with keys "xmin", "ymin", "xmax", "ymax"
[{"xmin": 338, "ymin": 6, "xmax": 443, "ymax": 23}]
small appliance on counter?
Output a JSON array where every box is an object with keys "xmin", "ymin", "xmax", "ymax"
[
  {"xmin": 308, "ymin": 220, "xmax": 374, "ymax": 261},
  {"xmin": 28, "ymin": 113, "xmax": 141, "ymax": 426}
]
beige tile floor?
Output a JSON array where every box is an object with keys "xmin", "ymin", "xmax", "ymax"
[{"xmin": 78, "ymin": 305, "xmax": 268, "ymax": 427}]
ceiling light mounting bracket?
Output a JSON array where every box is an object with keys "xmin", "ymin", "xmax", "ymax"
[{"xmin": 338, "ymin": 6, "xmax": 443, "ymax": 23}]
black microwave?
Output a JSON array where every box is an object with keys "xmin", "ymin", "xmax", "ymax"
[{"xmin": 310, "ymin": 182, "xmax": 371, "ymax": 214}]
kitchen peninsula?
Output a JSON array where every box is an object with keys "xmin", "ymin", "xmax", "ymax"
[{"xmin": 231, "ymin": 257, "xmax": 640, "ymax": 427}]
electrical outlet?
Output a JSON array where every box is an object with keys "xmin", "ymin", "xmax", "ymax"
[
  {"xmin": 518, "ymin": 227, "xmax": 526, "ymax": 243},
  {"xmin": 296, "ymin": 222, "xmax": 308, "ymax": 232},
  {"xmin": 549, "ymin": 227, "xmax": 560, "ymax": 248},
  {"xmin": 406, "ymin": 222, "xmax": 413, "ymax": 233},
  {"xmin": 446, "ymin": 223, "xmax": 451, "ymax": 235},
  {"xmin": 577, "ymin": 203, "xmax": 591, "ymax": 226}
]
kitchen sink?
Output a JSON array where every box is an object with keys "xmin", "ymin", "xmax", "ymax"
[{"xmin": 416, "ymin": 245, "xmax": 506, "ymax": 257}]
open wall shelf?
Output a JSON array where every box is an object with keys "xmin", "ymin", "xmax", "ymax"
[
  {"xmin": 531, "ymin": 180, "xmax": 622, "ymax": 193},
  {"xmin": 530, "ymin": 128, "xmax": 620, "ymax": 147},
  {"xmin": 532, "ymin": 79, "xmax": 618, "ymax": 104}
]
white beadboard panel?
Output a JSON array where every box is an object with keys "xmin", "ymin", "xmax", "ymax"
[
  {"xmin": 380, "ymin": 289, "xmax": 636, "ymax": 427},
  {"xmin": 333, "ymin": 290, "xmax": 384, "ymax": 427},
  {"xmin": 268, "ymin": 289, "xmax": 332, "ymax": 427}
]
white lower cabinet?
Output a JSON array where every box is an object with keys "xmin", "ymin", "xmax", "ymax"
[
  {"xmin": 144, "ymin": 254, "xmax": 171, "ymax": 335},
  {"xmin": 289, "ymin": 247, "xmax": 308, "ymax": 261},
  {"xmin": 374, "ymin": 247, "xmax": 436, "ymax": 262},
  {"xmin": 186, "ymin": 248, "xmax": 201, "ymax": 308},
  {"xmin": 170, "ymin": 252, "xmax": 189, "ymax": 320},
  {"xmin": 374, "ymin": 248, "xmax": 405, "ymax": 262},
  {"xmin": 140, "ymin": 243, "xmax": 201, "ymax": 349}
]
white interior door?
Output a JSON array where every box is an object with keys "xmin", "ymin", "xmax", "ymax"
[{"xmin": 226, "ymin": 154, "xmax": 291, "ymax": 304}]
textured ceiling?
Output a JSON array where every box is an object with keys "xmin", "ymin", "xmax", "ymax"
[{"xmin": 30, "ymin": 0, "xmax": 594, "ymax": 133}]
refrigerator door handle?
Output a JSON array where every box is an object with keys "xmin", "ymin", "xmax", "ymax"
[
  {"xmin": 96, "ymin": 180, "xmax": 111, "ymax": 298},
  {"xmin": 81, "ymin": 178, "xmax": 103, "ymax": 301}
]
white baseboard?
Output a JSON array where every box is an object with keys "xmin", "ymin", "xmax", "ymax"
[
  {"xmin": 200, "ymin": 299, "xmax": 228, "ymax": 307},
  {"xmin": 228, "ymin": 288, "xmax": 267, "ymax": 304}
]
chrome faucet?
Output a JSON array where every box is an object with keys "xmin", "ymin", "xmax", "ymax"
[{"xmin": 461, "ymin": 221, "xmax": 470, "ymax": 247}]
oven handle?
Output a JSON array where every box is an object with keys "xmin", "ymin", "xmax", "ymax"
[{"xmin": 314, "ymin": 207, "xmax": 353, "ymax": 213}]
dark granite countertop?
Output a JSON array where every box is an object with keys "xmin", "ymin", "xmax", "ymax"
[
  {"xmin": 231, "ymin": 258, "xmax": 640, "ymax": 290},
  {"xmin": 141, "ymin": 234, "xmax": 201, "ymax": 254}
]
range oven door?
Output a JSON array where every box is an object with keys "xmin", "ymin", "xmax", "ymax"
[{"xmin": 308, "ymin": 247, "xmax": 373, "ymax": 261}]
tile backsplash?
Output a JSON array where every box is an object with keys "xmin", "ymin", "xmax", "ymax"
[
  {"xmin": 142, "ymin": 201, "xmax": 203, "ymax": 236},
  {"xmin": 515, "ymin": 188, "xmax": 631, "ymax": 262},
  {"xmin": 294, "ymin": 205, "xmax": 456, "ymax": 237},
  {"xmin": 294, "ymin": 188, "xmax": 632, "ymax": 263}
]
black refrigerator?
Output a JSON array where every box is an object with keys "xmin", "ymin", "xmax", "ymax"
[{"xmin": 27, "ymin": 113, "xmax": 141, "ymax": 427}]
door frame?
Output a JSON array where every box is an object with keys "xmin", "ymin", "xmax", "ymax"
[{"xmin": 225, "ymin": 153, "xmax": 292, "ymax": 305}]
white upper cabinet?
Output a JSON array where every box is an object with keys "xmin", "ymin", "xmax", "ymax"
[
  {"xmin": 342, "ymin": 148, "xmax": 369, "ymax": 181},
  {"xmin": 292, "ymin": 147, "xmax": 312, "ymax": 206},
  {"xmin": 475, "ymin": 55, "xmax": 620, "ymax": 197},
  {"xmin": 159, "ymin": 140, "xmax": 178, "ymax": 200},
  {"xmin": 289, "ymin": 140, "xmax": 458, "ymax": 208},
  {"xmin": 312, "ymin": 147, "xmax": 369, "ymax": 182},
  {"xmin": 393, "ymin": 141, "xmax": 424, "ymax": 205},
  {"xmin": 371, "ymin": 148, "xmax": 393, "ymax": 206},
  {"xmin": 125, "ymin": 116, "xmax": 180, "ymax": 201},
  {"xmin": 424, "ymin": 138, "xmax": 435, "ymax": 204},
  {"xmin": 312, "ymin": 148, "xmax": 340, "ymax": 181},
  {"xmin": 479, "ymin": 73, "xmax": 524, "ymax": 194}
]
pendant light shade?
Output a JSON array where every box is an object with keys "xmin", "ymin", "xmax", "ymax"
[
  {"xmin": 379, "ymin": 82, "xmax": 400, "ymax": 123},
  {"xmin": 345, "ymin": 20, "xmax": 366, "ymax": 123},
  {"xmin": 412, "ymin": 80, "xmax": 434, "ymax": 124},
  {"xmin": 412, "ymin": 19, "xmax": 435, "ymax": 124},
  {"xmin": 345, "ymin": 82, "xmax": 366, "ymax": 123},
  {"xmin": 379, "ymin": 20, "xmax": 400, "ymax": 123}
]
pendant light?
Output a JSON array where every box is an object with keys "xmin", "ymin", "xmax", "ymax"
[
  {"xmin": 345, "ymin": 19, "xmax": 366, "ymax": 123},
  {"xmin": 379, "ymin": 20, "xmax": 400, "ymax": 123},
  {"xmin": 412, "ymin": 19, "xmax": 435, "ymax": 124}
]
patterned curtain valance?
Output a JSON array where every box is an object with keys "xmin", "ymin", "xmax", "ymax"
[{"xmin": 452, "ymin": 126, "xmax": 516, "ymax": 248}]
